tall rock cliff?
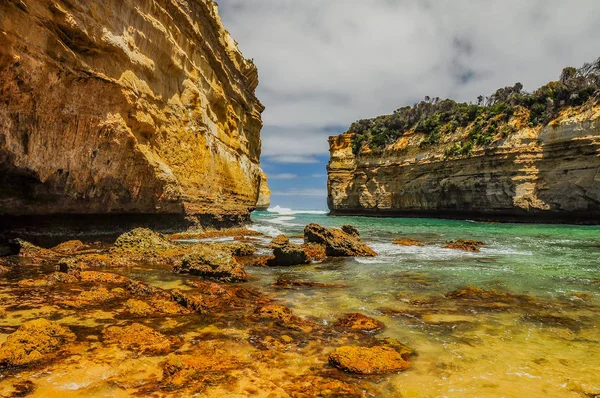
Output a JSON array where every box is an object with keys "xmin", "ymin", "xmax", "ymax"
[
  {"xmin": 255, "ymin": 170, "xmax": 270, "ymax": 210},
  {"xmin": 0, "ymin": 0, "xmax": 264, "ymax": 228},
  {"xmin": 328, "ymin": 70, "xmax": 600, "ymax": 223}
]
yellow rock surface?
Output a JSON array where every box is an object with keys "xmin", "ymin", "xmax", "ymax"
[{"xmin": 0, "ymin": 0, "xmax": 264, "ymax": 224}]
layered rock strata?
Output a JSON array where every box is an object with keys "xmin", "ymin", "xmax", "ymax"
[
  {"xmin": 328, "ymin": 106, "xmax": 600, "ymax": 223},
  {"xmin": 0, "ymin": 0, "xmax": 264, "ymax": 230},
  {"xmin": 255, "ymin": 170, "xmax": 271, "ymax": 210}
]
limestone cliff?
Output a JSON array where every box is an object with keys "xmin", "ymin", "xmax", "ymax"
[
  {"xmin": 328, "ymin": 105, "xmax": 600, "ymax": 223},
  {"xmin": 0, "ymin": 0, "xmax": 264, "ymax": 228},
  {"xmin": 255, "ymin": 170, "xmax": 270, "ymax": 210}
]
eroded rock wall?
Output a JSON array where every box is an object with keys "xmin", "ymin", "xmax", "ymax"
[
  {"xmin": 0, "ymin": 0, "xmax": 264, "ymax": 227},
  {"xmin": 255, "ymin": 170, "xmax": 270, "ymax": 210},
  {"xmin": 328, "ymin": 107, "xmax": 600, "ymax": 223}
]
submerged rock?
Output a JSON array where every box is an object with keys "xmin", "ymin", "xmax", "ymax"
[
  {"xmin": 0, "ymin": 319, "xmax": 75, "ymax": 367},
  {"xmin": 50, "ymin": 240, "xmax": 90, "ymax": 254},
  {"xmin": 273, "ymin": 275, "xmax": 340, "ymax": 289},
  {"xmin": 162, "ymin": 352, "xmax": 240, "ymax": 388},
  {"xmin": 267, "ymin": 235, "xmax": 310, "ymax": 266},
  {"xmin": 172, "ymin": 245, "xmax": 248, "ymax": 282},
  {"xmin": 304, "ymin": 223, "xmax": 376, "ymax": 257},
  {"xmin": 254, "ymin": 305, "xmax": 294, "ymax": 324},
  {"xmin": 443, "ymin": 239, "xmax": 485, "ymax": 252},
  {"xmin": 336, "ymin": 313, "xmax": 385, "ymax": 333},
  {"xmin": 328, "ymin": 346, "xmax": 410, "ymax": 375},
  {"xmin": 102, "ymin": 323, "xmax": 171, "ymax": 355},
  {"xmin": 301, "ymin": 243, "xmax": 327, "ymax": 261},
  {"xmin": 393, "ymin": 238, "xmax": 424, "ymax": 246}
]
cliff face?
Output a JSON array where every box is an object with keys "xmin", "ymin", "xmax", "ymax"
[
  {"xmin": 328, "ymin": 105, "xmax": 600, "ymax": 223},
  {"xmin": 0, "ymin": 0, "xmax": 264, "ymax": 227},
  {"xmin": 255, "ymin": 170, "xmax": 271, "ymax": 210}
]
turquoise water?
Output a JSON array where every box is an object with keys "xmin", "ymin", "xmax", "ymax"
[{"xmin": 247, "ymin": 209, "xmax": 600, "ymax": 397}]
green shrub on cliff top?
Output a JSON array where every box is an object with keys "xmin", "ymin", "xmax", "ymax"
[{"xmin": 349, "ymin": 57, "xmax": 600, "ymax": 156}]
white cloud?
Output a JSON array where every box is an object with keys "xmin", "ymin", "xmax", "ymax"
[
  {"xmin": 269, "ymin": 173, "xmax": 298, "ymax": 179},
  {"xmin": 220, "ymin": 0, "xmax": 600, "ymax": 162},
  {"xmin": 272, "ymin": 188, "xmax": 328, "ymax": 197},
  {"xmin": 266, "ymin": 155, "xmax": 320, "ymax": 164}
]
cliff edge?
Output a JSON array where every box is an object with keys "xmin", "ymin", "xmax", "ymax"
[
  {"xmin": 0, "ymin": 0, "xmax": 264, "ymax": 229},
  {"xmin": 328, "ymin": 61, "xmax": 600, "ymax": 223}
]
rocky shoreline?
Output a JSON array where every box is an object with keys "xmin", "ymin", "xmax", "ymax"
[{"xmin": 0, "ymin": 224, "xmax": 412, "ymax": 396}]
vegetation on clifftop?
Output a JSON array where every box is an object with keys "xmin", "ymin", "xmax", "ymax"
[{"xmin": 350, "ymin": 57, "xmax": 600, "ymax": 156}]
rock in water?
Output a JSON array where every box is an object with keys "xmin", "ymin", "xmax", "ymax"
[
  {"xmin": 172, "ymin": 245, "xmax": 248, "ymax": 282},
  {"xmin": 0, "ymin": 319, "xmax": 75, "ymax": 367},
  {"xmin": 0, "ymin": 0, "xmax": 264, "ymax": 226},
  {"xmin": 267, "ymin": 235, "xmax": 310, "ymax": 266},
  {"xmin": 328, "ymin": 346, "xmax": 410, "ymax": 375},
  {"xmin": 341, "ymin": 225, "xmax": 360, "ymax": 237},
  {"xmin": 304, "ymin": 223, "xmax": 376, "ymax": 257}
]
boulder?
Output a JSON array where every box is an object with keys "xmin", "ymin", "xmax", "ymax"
[
  {"xmin": 328, "ymin": 346, "xmax": 410, "ymax": 375},
  {"xmin": 341, "ymin": 225, "xmax": 360, "ymax": 237},
  {"xmin": 267, "ymin": 235, "xmax": 310, "ymax": 266},
  {"xmin": 172, "ymin": 245, "xmax": 248, "ymax": 282},
  {"xmin": 335, "ymin": 313, "xmax": 385, "ymax": 333},
  {"xmin": 114, "ymin": 228, "xmax": 175, "ymax": 255},
  {"xmin": 0, "ymin": 319, "xmax": 75, "ymax": 367},
  {"xmin": 304, "ymin": 223, "xmax": 376, "ymax": 257}
]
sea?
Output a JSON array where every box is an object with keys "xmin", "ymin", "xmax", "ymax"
[{"xmin": 247, "ymin": 206, "xmax": 600, "ymax": 397}]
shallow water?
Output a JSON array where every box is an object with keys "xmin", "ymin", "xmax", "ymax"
[
  {"xmin": 0, "ymin": 211, "xmax": 599, "ymax": 397},
  {"xmin": 245, "ymin": 209, "xmax": 600, "ymax": 397}
]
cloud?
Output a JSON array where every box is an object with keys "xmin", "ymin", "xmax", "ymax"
[
  {"xmin": 265, "ymin": 155, "xmax": 320, "ymax": 164},
  {"xmin": 220, "ymin": 0, "xmax": 600, "ymax": 163},
  {"xmin": 272, "ymin": 188, "xmax": 328, "ymax": 197},
  {"xmin": 312, "ymin": 174, "xmax": 327, "ymax": 178},
  {"xmin": 269, "ymin": 173, "xmax": 298, "ymax": 180}
]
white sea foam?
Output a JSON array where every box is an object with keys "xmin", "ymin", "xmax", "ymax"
[
  {"xmin": 263, "ymin": 216, "xmax": 300, "ymax": 226},
  {"xmin": 248, "ymin": 223, "xmax": 284, "ymax": 237},
  {"xmin": 267, "ymin": 205, "xmax": 327, "ymax": 215}
]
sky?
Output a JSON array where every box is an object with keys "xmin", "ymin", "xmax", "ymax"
[{"xmin": 218, "ymin": 0, "xmax": 600, "ymax": 210}]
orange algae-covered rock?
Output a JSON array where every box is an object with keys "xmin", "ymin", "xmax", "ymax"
[
  {"xmin": 393, "ymin": 238, "xmax": 424, "ymax": 246},
  {"xmin": 172, "ymin": 245, "xmax": 248, "ymax": 282},
  {"xmin": 253, "ymin": 305, "xmax": 294, "ymax": 324},
  {"xmin": 102, "ymin": 323, "xmax": 171, "ymax": 355},
  {"xmin": 335, "ymin": 313, "xmax": 385, "ymax": 333},
  {"xmin": 443, "ymin": 239, "xmax": 485, "ymax": 252},
  {"xmin": 0, "ymin": 319, "xmax": 75, "ymax": 367},
  {"xmin": 328, "ymin": 346, "xmax": 410, "ymax": 375},
  {"xmin": 162, "ymin": 352, "xmax": 240, "ymax": 387},
  {"xmin": 304, "ymin": 223, "xmax": 376, "ymax": 257},
  {"xmin": 50, "ymin": 240, "xmax": 89, "ymax": 254}
]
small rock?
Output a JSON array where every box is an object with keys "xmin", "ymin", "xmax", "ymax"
[
  {"xmin": 335, "ymin": 313, "xmax": 385, "ymax": 333},
  {"xmin": 253, "ymin": 305, "xmax": 294, "ymax": 324},
  {"xmin": 102, "ymin": 323, "xmax": 171, "ymax": 355},
  {"xmin": 443, "ymin": 239, "xmax": 485, "ymax": 252},
  {"xmin": 328, "ymin": 346, "xmax": 410, "ymax": 375},
  {"xmin": 172, "ymin": 245, "xmax": 247, "ymax": 282},
  {"xmin": 0, "ymin": 319, "xmax": 75, "ymax": 367},
  {"xmin": 393, "ymin": 238, "xmax": 424, "ymax": 246},
  {"xmin": 267, "ymin": 235, "xmax": 310, "ymax": 266},
  {"xmin": 304, "ymin": 223, "xmax": 376, "ymax": 257},
  {"xmin": 51, "ymin": 240, "xmax": 89, "ymax": 254},
  {"xmin": 341, "ymin": 225, "xmax": 360, "ymax": 237},
  {"xmin": 114, "ymin": 228, "xmax": 175, "ymax": 254}
]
